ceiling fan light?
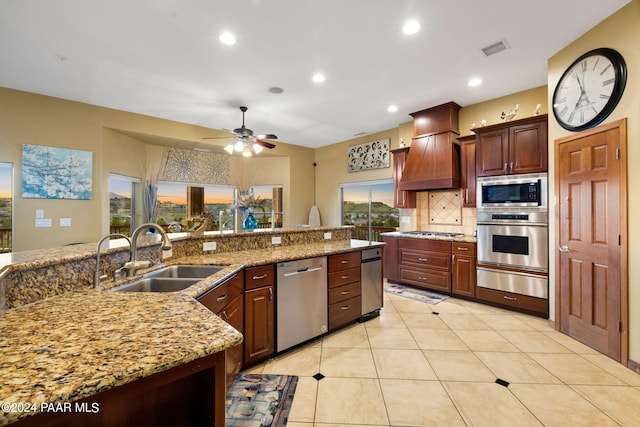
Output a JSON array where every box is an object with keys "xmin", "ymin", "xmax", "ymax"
[
  {"xmin": 224, "ymin": 143, "xmax": 234, "ymax": 154},
  {"xmin": 234, "ymin": 140, "xmax": 245, "ymax": 152},
  {"xmin": 252, "ymin": 143, "xmax": 263, "ymax": 154},
  {"xmin": 242, "ymin": 148, "xmax": 252, "ymax": 157}
]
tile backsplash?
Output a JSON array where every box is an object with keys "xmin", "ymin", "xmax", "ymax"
[{"xmin": 398, "ymin": 189, "xmax": 477, "ymax": 236}]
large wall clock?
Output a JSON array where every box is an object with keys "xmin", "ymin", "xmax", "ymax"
[{"xmin": 552, "ymin": 47, "xmax": 627, "ymax": 132}]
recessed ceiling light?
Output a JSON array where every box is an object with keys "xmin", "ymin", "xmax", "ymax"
[
  {"xmin": 468, "ymin": 77, "xmax": 482, "ymax": 87},
  {"xmin": 268, "ymin": 86, "xmax": 284, "ymax": 94},
  {"xmin": 312, "ymin": 73, "xmax": 326, "ymax": 83},
  {"xmin": 387, "ymin": 105, "xmax": 398, "ymax": 112},
  {"xmin": 219, "ymin": 31, "xmax": 236, "ymax": 45},
  {"xmin": 402, "ymin": 20, "xmax": 420, "ymax": 35}
]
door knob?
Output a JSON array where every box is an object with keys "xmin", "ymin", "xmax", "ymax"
[{"xmin": 559, "ymin": 245, "xmax": 569, "ymax": 253}]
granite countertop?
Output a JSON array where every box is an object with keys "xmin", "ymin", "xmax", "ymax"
[
  {"xmin": 0, "ymin": 238, "xmax": 380, "ymax": 425},
  {"xmin": 380, "ymin": 231, "xmax": 477, "ymax": 243}
]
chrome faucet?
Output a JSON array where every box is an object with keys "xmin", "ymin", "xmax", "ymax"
[
  {"xmin": 94, "ymin": 233, "xmax": 131, "ymax": 288},
  {"xmin": 122, "ymin": 223, "xmax": 172, "ymax": 276}
]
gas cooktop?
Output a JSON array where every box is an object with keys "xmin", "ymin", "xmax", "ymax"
[{"xmin": 402, "ymin": 231, "xmax": 464, "ymax": 238}]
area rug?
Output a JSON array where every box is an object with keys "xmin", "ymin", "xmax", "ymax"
[
  {"xmin": 226, "ymin": 373, "xmax": 298, "ymax": 427},
  {"xmin": 384, "ymin": 284, "xmax": 449, "ymax": 304}
]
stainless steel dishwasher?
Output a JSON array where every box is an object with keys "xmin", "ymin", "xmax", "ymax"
[
  {"xmin": 360, "ymin": 247, "xmax": 383, "ymax": 321},
  {"xmin": 276, "ymin": 256, "xmax": 328, "ymax": 352}
]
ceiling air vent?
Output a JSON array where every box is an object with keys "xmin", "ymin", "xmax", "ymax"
[{"xmin": 481, "ymin": 39, "xmax": 509, "ymax": 56}]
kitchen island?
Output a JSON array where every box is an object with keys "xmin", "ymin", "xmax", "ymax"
[{"xmin": 0, "ymin": 227, "xmax": 382, "ymax": 425}]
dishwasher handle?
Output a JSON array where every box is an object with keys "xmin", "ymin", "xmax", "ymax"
[{"xmin": 283, "ymin": 266, "xmax": 324, "ymax": 277}]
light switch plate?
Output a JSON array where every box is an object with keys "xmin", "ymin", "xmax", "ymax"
[
  {"xmin": 324, "ymin": 232, "xmax": 332, "ymax": 240},
  {"xmin": 60, "ymin": 218, "xmax": 71, "ymax": 227},
  {"xmin": 35, "ymin": 218, "xmax": 52, "ymax": 228},
  {"xmin": 271, "ymin": 236, "xmax": 282, "ymax": 245},
  {"xmin": 401, "ymin": 216, "xmax": 411, "ymax": 224},
  {"xmin": 36, "ymin": 209, "xmax": 44, "ymax": 219},
  {"xmin": 203, "ymin": 241, "xmax": 217, "ymax": 251}
]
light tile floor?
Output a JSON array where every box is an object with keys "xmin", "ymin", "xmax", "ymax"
[{"xmin": 244, "ymin": 290, "xmax": 640, "ymax": 426}]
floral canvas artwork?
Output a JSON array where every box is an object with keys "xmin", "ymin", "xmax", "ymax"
[
  {"xmin": 347, "ymin": 138, "xmax": 390, "ymax": 172},
  {"xmin": 21, "ymin": 144, "xmax": 93, "ymax": 199}
]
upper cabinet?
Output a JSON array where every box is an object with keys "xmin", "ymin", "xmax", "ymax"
[
  {"xmin": 458, "ymin": 135, "xmax": 476, "ymax": 207},
  {"xmin": 391, "ymin": 147, "xmax": 416, "ymax": 208},
  {"xmin": 475, "ymin": 115, "xmax": 548, "ymax": 177}
]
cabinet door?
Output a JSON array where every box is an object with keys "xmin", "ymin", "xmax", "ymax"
[
  {"xmin": 244, "ymin": 285, "xmax": 274, "ymax": 365},
  {"xmin": 382, "ymin": 236, "xmax": 399, "ymax": 282},
  {"xmin": 509, "ymin": 120, "xmax": 548, "ymax": 174},
  {"xmin": 452, "ymin": 255, "xmax": 476, "ymax": 298},
  {"xmin": 391, "ymin": 147, "xmax": 416, "ymax": 208},
  {"xmin": 218, "ymin": 293, "xmax": 243, "ymax": 386},
  {"xmin": 460, "ymin": 137, "xmax": 476, "ymax": 207},
  {"xmin": 476, "ymin": 128, "xmax": 509, "ymax": 177}
]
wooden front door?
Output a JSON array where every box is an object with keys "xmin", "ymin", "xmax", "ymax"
[{"xmin": 555, "ymin": 119, "xmax": 627, "ymax": 362}]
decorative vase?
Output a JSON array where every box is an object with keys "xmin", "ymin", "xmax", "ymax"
[{"xmin": 243, "ymin": 210, "xmax": 258, "ymax": 230}]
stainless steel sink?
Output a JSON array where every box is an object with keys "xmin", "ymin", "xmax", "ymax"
[
  {"xmin": 143, "ymin": 265, "xmax": 225, "ymax": 278},
  {"xmin": 113, "ymin": 277, "xmax": 202, "ymax": 293}
]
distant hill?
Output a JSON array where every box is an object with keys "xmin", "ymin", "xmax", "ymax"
[{"xmin": 110, "ymin": 192, "xmax": 127, "ymax": 199}]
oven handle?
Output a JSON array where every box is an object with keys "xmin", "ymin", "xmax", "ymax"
[{"xmin": 477, "ymin": 221, "xmax": 548, "ymax": 227}]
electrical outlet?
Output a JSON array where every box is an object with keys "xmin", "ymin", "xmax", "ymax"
[
  {"xmin": 401, "ymin": 216, "xmax": 411, "ymax": 224},
  {"xmin": 203, "ymin": 241, "xmax": 217, "ymax": 251},
  {"xmin": 272, "ymin": 236, "xmax": 282, "ymax": 245},
  {"xmin": 35, "ymin": 218, "xmax": 52, "ymax": 228},
  {"xmin": 324, "ymin": 232, "xmax": 332, "ymax": 240},
  {"xmin": 60, "ymin": 218, "xmax": 71, "ymax": 227}
]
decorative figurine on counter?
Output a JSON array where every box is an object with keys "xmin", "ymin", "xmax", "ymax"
[{"xmin": 501, "ymin": 104, "xmax": 519, "ymax": 121}]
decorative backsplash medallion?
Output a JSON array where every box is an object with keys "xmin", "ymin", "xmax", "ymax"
[{"xmin": 428, "ymin": 190, "xmax": 461, "ymax": 225}]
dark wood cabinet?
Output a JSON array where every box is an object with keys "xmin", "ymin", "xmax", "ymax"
[
  {"xmin": 197, "ymin": 271, "xmax": 244, "ymax": 387},
  {"xmin": 244, "ymin": 265, "xmax": 275, "ymax": 365},
  {"xmin": 382, "ymin": 235, "xmax": 399, "ymax": 282},
  {"xmin": 327, "ymin": 252, "xmax": 362, "ymax": 331},
  {"xmin": 451, "ymin": 242, "xmax": 476, "ymax": 298},
  {"xmin": 459, "ymin": 135, "xmax": 476, "ymax": 207},
  {"xmin": 399, "ymin": 132, "xmax": 461, "ymax": 190},
  {"xmin": 476, "ymin": 115, "xmax": 548, "ymax": 177},
  {"xmin": 398, "ymin": 238, "xmax": 452, "ymax": 293},
  {"xmin": 391, "ymin": 147, "xmax": 416, "ymax": 208}
]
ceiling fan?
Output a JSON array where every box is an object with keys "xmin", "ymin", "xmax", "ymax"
[{"xmin": 203, "ymin": 106, "xmax": 277, "ymax": 156}]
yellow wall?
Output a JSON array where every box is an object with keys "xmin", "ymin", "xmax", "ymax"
[
  {"xmin": 547, "ymin": 0, "xmax": 640, "ymax": 362},
  {"xmin": 0, "ymin": 88, "xmax": 315, "ymax": 250}
]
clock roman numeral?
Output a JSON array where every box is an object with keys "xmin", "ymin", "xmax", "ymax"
[
  {"xmin": 558, "ymin": 106, "xmax": 569, "ymax": 118},
  {"xmin": 602, "ymin": 78, "xmax": 615, "ymax": 86},
  {"xmin": 600, "ymin": 64, "xmax": 612, "ymax": 76},
  {"xmin": 592, "ymin": 57, "xmax": 600, "ymax": 71},
  {"xmin": 600, "ymin": 94, "xmax": 611, "ymax": 100}
]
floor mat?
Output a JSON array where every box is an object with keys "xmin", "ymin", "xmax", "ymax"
[
  {"xmin": 226, "ymin": 373, "xmax": 298, "ymax": 427},
  {"xmin": 384, "ymin": 284, "xmax": 449, "ymax": 304}
]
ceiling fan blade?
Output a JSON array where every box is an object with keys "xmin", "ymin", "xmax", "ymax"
[
  {"xmin": 256, "ymin": 133, "xmax": 278, "ymax": 140},
  {"xmin": 255, "ymin": 139, "xmax": 276, "ymax": 149},
  {"xmin": 202, "ymin": 135, "xmax": 235, "ymax": 140}
]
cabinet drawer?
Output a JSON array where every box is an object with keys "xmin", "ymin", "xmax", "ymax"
[
  {"xmin": 328, "ymin": 266, "xmax": 361, "ymax": 288},
  {"xmin": 328, "ymin": 252, "xmax": 361, "ymax": 272},
  {"xmin": 398, "ymin": 238, "xmax": 451, "ymax": 253},
  {"xmin": 399, "ymin": 249, "xmax": 450, "ymax": 271},
  {"xmin": 476, "ymin": 286, "xmax": 548, "ymax": 316},
  {"xmin": 328, "ymin": 281, "xmax": 361, "ymax": 305},
  {"xmin": 329, "ymin": 296, "xmax": 361, "ymax": 330},
  {"xmin": 197, "ymin": 272, "xmax": 244, "ymax": 314},
  {"xmin": 399, "ymin": 266, "xmax": 450, "ymax": 292},
  {"xmin": 452, "ymin": 242, "xmax": 476, "ymax": 256},
  {"xmin": 245, "ymin": 264, "xmax": 275, "ymax": 291}
]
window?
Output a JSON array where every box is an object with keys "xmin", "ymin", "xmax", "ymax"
[
  {"xmin": 109, "ymin": 174, "xmax": 141, "ymax": 236},
  {"xmin": 0, "ymin": 163, "xmax": 12, "ymax": 252},
  {"xmin": 340, "ymin": 180, "xmax": 399, "ymax": 242},
  {"xmin": 156, "ymin": 182, "xmax": 235, "ymax": 232},
  {"xmin": 249, "ymin": 185, "xmax": 283, "ymax": 228}
]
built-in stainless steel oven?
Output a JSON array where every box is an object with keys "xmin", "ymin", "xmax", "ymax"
[{"xmin": 476, "ymin": 173, "xmax": 549, "ymax": 299}]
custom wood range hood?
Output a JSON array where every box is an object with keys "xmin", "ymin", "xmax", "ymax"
[{"xmin": 398, "ymin": 102, "xmax": 462, "ymax": 191}]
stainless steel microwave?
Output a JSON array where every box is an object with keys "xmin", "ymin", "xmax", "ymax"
[{"xmin": 477, "ymin": 173, "xmax": 548, "ymax": 208}]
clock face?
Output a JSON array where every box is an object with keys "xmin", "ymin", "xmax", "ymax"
[{"xmin": 552, "ymin": 48, "xmax": 627, "ymax": 132}]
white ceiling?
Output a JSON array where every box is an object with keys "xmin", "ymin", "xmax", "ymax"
[{"xmin": 0, "ymin": 0, "xmax": 630, "ymax": 149}]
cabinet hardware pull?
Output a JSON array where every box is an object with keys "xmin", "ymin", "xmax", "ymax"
[
  {"xmin": 216, "ymin": 294, "xmax": 227, "ymax": 302},
  {"xmin": 456, "ymin": 247, "xmax": 469, "ymax": 251},
  {"xmin": 504, "ymin": 163, "xmax": 508, "ymax": 173},
  {"xmin": 418, "ymin": 276, "xmax": 427, "ymax": 281},
  {"xmin": 341, "ymin": 290, "xmax": 350, "ymax": 295},
  {"xmin": 341, "ymin": 305, "xmax": 350, "ymax": 310},
  {"xmin": 253, "ymin": 274, "xmax": 268, "ymax": 280},
  {"xmin": 341, "ymin": 260, "xmax": 349, "ymax": 264},
  {"xmin": 418, "ymin": 257, "xmax": 428, "ymax": 262},
  {"xmin": 220, "ymin": 310, "xmax": 228, "ymax": 321},
  {"xmin": 503, "ymin": 295, "xmax": 517, "ymax": 301},
  {"xmin": 341, "ymin": 275, "xmax": 350, "ymax": 279},
  {"xmin": 268, "ymin": 287, "xmax": 273, "ymax": 303},
  {"xmin": 510, "ymin": 162, "xmax": 513, "ymax": 173}
]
